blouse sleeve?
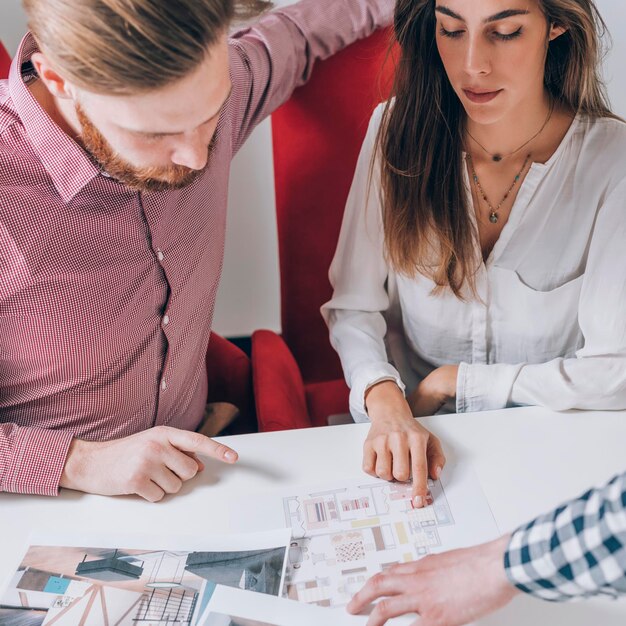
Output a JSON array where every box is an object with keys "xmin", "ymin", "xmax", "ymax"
[
  {"xmin": 457, "ymin": 176, "xmax": 626, "ymax": 413},
  {"xmin": 321, "ymin": 105, "xmax": 405, "ymax": 423}
]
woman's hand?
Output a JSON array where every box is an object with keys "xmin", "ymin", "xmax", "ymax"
[
  {"xmin": 408, "ymin": 365, "xmax": 459, "ymax": 417},
  {"xmin": 347, "ymin": 535, "xmax": 518, "ymax": 626},
  {"xmin": 364, "ymin": 381, "xmax": 446, "ymax": 507}
]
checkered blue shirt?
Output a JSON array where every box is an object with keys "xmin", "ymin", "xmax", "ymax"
[{"xmin": 505, "ymin": 471, "xmax": 626, "ymax": 600}]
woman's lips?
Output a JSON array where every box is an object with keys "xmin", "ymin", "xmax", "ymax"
[{"xmin": 463, "ymin": 89, "xmax": 502, "ymax": 104}]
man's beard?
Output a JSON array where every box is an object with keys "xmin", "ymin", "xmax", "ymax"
[{"xmin": 76, "ymin": 104, "xmax": 213, "ymax": 192}]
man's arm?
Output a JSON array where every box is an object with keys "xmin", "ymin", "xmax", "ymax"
[
  {"xmin": 0, "ymin": 422, "xmax": 74, "ymax": 495},
  {"xmin": 347, "ymin": 471, "xmax": 626, "ymax": 626},
  {"xmin": 59, "ymin": 427, "xmax": 238, "ymax": 501},
  {"xmin": 1, "ymin": 421, "xmax": 238, "ymax": 499},
  {"xmin": 227, "ymin": 0, "xmax": 393, "ymax": 153}
]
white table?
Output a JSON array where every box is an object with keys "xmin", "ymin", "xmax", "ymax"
[{"xmin": 2, "ymin": 405, "xmax": 625, "ymax": 624}]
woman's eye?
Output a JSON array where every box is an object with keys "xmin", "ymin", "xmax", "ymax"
[
  {"xmin": 439, "ymin": 27, "xmax": 464, "ymax": 39},
  {"xmin": 493, "ymin": 27, "xmax": 523, "ymax": 41}
]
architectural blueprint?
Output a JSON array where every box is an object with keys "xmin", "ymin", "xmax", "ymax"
[{"xmin": 231, "ymin": 463, "xmax": 500, "ymax": 608}]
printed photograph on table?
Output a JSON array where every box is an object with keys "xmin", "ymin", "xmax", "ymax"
[{"xmin": 0, "ymin": 531, "xmax": 289, "ymax": 626}]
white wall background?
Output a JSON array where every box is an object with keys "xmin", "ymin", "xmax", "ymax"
[
  {"xmin": 0, "ymin": 0, "xmax": 28, "ymax": 55},
  {"xmin": 1, "ymin": 0, "xmax": 625, "ymax": 337}
]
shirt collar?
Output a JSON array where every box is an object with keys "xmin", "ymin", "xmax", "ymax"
[{"xmin": 9, "ymin": 33, "xmax": 100, "ymax": 203}]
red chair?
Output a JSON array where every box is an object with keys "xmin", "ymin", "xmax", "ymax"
[
  {"xmin": 0, "ymin": 42, "xmax": 12, "ymax": 78},
  {"xmin": 0, "ymin": 41, "xmax": 254, "ymax": 432},
  {"xmin": 252, "ymin": 29, "xmax": 396, "ymax": 432},
  {"xmin": 205, "ymin": 333, "xmax": 254, "ymax": 434}
]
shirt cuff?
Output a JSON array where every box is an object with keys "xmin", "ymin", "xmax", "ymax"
[
  {"xmin": 456, "ymin": 362, "xmax": 523, "ymax": 413},
  {"xmin": 504, "ymin": 477, "xmax": 625, "ymax": 603},
  {"xmin": 504, "ymin": 522, "xmax": 564, "ymax": 601},
  {"xmin": 502, "ymin": 520, "xmax": 619, "ymax": 602},
  {"xmin": 349, "ymin": 362, "xmax": 405, "ymax": 423},
  {"xmin": 2, "ymin": 427, "xmax": 74, "ymax": 496}
]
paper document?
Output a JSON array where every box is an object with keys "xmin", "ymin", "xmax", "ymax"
[
  {"xmin": 231, "ymin": 462, "xmax": 500, "ymax": 608},
  {"xmin": 0, "ymin": 528, "xmax": 290, "ymax": 626},
  {"xmin": 197, "ymin": 583, "xmax": 366, "ymax": 625}
]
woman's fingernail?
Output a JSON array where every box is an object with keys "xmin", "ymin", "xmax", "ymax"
[
  {"xmin": 435, "ymin": 465, "xmax": 442, "ymax": 479},
  {"xmin": 413, "ymin": 495, "xmax": 424, "ymax": 508},
  {"xmin": 225, "ymin": 450, "xmax": 237, "ymax": 462}
]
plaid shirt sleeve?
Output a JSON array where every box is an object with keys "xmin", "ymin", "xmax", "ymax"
[{"xmin": 504, "ymin": 471, "xmax": 626, "ymax": 601}]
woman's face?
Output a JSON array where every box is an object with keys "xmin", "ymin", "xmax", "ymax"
[{"xmin": 434, "ymin": 0, "xmax": 565, "ymax": 124}]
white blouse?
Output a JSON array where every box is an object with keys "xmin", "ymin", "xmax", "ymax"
[{"xmin": 322, "ymin": 104, "xmax": 626, "ymax": 422}]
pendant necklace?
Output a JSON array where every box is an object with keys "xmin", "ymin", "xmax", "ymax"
[
  {"xmin": 466, "ymin": 99, "xmax": 554, "ymax": 162},
  {"xmin": 467, "ymin": 153, "xmax": 531, "ymax": 224}
]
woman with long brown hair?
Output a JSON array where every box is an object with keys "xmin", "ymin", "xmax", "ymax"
[{"xmin": 323, "ymin": 0, "xmax": 626, "ymax": 507}]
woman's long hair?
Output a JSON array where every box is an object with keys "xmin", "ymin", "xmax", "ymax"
[{"xmin": 378, "ymin": 0, "xmax": 616, "ymax": 298}]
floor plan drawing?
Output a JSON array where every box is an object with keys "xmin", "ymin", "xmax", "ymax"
[
  {"xmin": 230, "ymin": 463, "xmax": 500, "ymax": 610},
  {"xmin": 281, "ymin": 478, "xmax": 454, "ymax": 607}
]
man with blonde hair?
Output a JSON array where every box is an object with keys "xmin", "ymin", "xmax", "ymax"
[{"xmin": 0, "ymin": 0, "xmax": 392, "ymax": 500}]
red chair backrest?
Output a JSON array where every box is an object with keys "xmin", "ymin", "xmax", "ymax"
[
  {"xmin": 271, "ymin": 29, "xmax": 397, "ymax": 384},
  {"xmin": 0, "ymin": 42, "xmax": 11, "ymax": 79}
]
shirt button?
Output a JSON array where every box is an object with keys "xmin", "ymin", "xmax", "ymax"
[
  {"xmin": 163, "ymin": 315, "xmax": 170, "ymax": 326},
  {"xmin": 161, "ymin": 380, "xmax": 167, "ymax": 391},
  {"xmin": 157, "ymin": 250, "xmax": 164, "ymax": 262}
]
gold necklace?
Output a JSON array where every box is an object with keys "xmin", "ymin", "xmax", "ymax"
[
  {"xmin": 466, "ymin": 99, "xmax": 554, "ymax": 163},
  {"xmin": 467, "ymin": 153, "xmax": 531, "ymax": 224}
]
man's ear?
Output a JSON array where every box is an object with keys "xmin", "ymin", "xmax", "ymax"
[
  {"xmin": 30, "ymin": 52, "xmax": 75, "ymax": 99},
  {"xmin": 548, "ymin": 23, "xmax": 567, "ymax": 42}
]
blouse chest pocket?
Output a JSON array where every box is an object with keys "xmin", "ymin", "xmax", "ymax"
[{"xmin": 489, "ymin": 267, "xmax": 585, "ymax": 363}]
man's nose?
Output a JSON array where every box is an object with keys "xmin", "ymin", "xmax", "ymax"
[{"xmin": 171, "ymin": 136, "xmax": 209, "ymax": 170}]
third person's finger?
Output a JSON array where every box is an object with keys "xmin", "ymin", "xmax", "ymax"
[
  {"xmin": 347, "ymin": 573, "xmax": 411, "ymax": 615},
  {"xmin": 366, "ymin": 593, "xmax": 421, "ymax": 626}
]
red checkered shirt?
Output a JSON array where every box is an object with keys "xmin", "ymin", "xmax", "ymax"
[{"xmin": 0, "ymin": 0, "xmax": 391, "ymax": 496}]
